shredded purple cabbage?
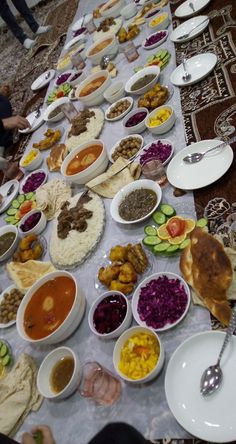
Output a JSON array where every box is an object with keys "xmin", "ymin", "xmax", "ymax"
[
  {"xmin": 137, "ymin": 276, "xmax": 188, "ymax": 329},
  {"xmin": 140, "ymin": 140, "xmax": 172, "ymax": 165},
  {"xmin": 144, "ymin": 31, "xmax": 167, "ymax": 47},
  {"xmin": 20, "ymin": 212, "xmax": 41, "ymax": 232},
  {"xmin": 70, "ymin": 72, "xmax": 82, "ymax": 82},
  {"xmin": 125, "ymin": 111, "xmax": 147, "ymax": 128},
  {"xmin": 56, "ymin": 72, "xmax": 71, "ymax": 86},
  {"xmin": 22, "ymin": 172, "xmax": 46, "ymax": 193},
  {"xmin": 93, "ymin": 294, "xmax": 127, "ymax": 334}
]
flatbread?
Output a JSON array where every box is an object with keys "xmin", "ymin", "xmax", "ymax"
[
  {"xmin": 86, "ymin": 158, "xmax": 141, "ymax": 198},
  {"xmin": 46, "ymin": 143, "xmax": 68, "ymax": 172},
  {"xmin": 36, "ymin": 179, "xmax": 72, "ymax": 220},
  {"xmin": 7, "ymin": 260, "xmax": 55, "ymax": 293}
]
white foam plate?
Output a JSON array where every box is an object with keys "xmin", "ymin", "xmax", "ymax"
[
  {"xmin": 175, "ymin": 0, "xmax": 211, "ymax": 19},
  {"xmin": 0, "ymin": 180, "xmax": 19, "ymax": 214},
  {"xmin": 19, "ymin": 109, "xmax": 44, "ymax": 134},
  {"xmin": 170, "ymin": 15, "xmax": 209, "ymax": 43},
  {"xmin": 31, "ymin": 69, "xmax": 55, "ymax": 92},
  {"xmin": 170, "ymin": 52, "xmax": 217, "ymax": 87}
]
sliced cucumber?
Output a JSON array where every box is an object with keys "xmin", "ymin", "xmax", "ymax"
[
  {"xmin": 144, "ymin": 225, "xmax": 157, "ymax": 236},
  {"xmin": 153, "ymin": 242, "xmax": 170, "ymax": 254},
  {"xmin": 196, "ymin": 218, "xmax": 208, "ymax": 228},
  {"xmin": 0, "ymin": 344, "xmax": 8, "ymax": 358},
  {"xmin": 152, "ymin": 211, "xmax": 166, "ymax": 225},
  {"xmin": 12, "ymin": 199, "xmax": 20, "ymax": 209},
  {"xmin": 26, "ymin": 192, "xmax": 34, "ymax": 200},
  {"xmin": 179, "ymin": 239, "xmax": 190, "ymax": 250},
  {"xmin": 166, "ymin": 244, "xmax": 179, "ymax": 254},
  {"xmin": 2, "ymin": 355, "xmax": 11, "ymax": 366},
  {"xmin": 18, "ymin": 194, "xmax": 25, "ymax": 204},
  {"xmin": 143, "ymin": 235, "xmax": 161, "ymax": 246},
  {"xmin": 6, "ymin": 208, "xmax": 17, "ymax": 216},
  {"xmin": 160, "ymin": 204, "xmax": 176, "ymax": 217},
  {"xmin": 5, "ymin": 216, "xmax": 18, "ymax": 224}
]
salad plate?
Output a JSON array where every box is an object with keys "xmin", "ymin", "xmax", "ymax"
[
  {"xmin": 175, "ymin": 0, "xmax": 211, "ymax": 19},
  {"xmin": 19, "ymin": 109, "xmax": 44, "ymax": 134},
  {"xmin": 170, "ymin": 15, "xmax": 209, "ymax": 43},
  {"xmin": 165, "ymin": 331, "xmax": 236, "ymax": 442},
  {"xmin": 170, "ymin": 53, "xmax": 217, "ymax": 87},
  {"xmin": 167, "ymin": 139, "xmax": 233, "ymax": 190}
]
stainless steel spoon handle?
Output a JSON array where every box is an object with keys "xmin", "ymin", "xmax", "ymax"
[
  {"xmin": 182, "ymin": 58, "xmax": 189, "ymax": 77},
  {"xmin": 217, "ymin": 306, "xmax": 236, "ymax": 365},
  {"xmin": 203, "ymin": 135, "xmax": 236, "ymax": 156}
]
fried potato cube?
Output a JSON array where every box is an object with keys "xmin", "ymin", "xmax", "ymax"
[
  {"xmin": 109, "ymin": 245, "xmax": 128, "ymax": 263},
  {"xmin": 118, "ymin": 262, "xmax": 137, "ymax": 283},
  {"xmin": 98, "ymin": 265, "xmax": 121, "ymax": 287},
  {"xmin": 109, "ymin": 280, "xmax": 134, "ymax": 295}
]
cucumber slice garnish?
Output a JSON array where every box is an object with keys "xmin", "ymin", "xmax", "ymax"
[
  {"xmin": 196, "ymin": 218, "xmax": 208, "ymax": 228},
  {"xmin": 12, "ymin": 199, "xmax": 20, "ymax": 209},
  {"xmin": 166, "ymin": 244, "xmax": 179, "ymax": 254},
  {"xmin": 144, "ymin": 225, "xmax": 157, "ymax": 236},
  {"xmin": 26, "ymin": 192, "xmax": 34, "ymax": 200},
  {"xmin": 179, "ymin": 239, "xmax": 191, "ymax": 249},
  {"xmin": 6, "ymin": 208, "xmax": 17, "ymax": 216},
  {"xmin": 152, "ymin": 211, "xmax": 166, "ymax": 225},
  {"xmin": 153, "ymin": 242, "xmax": 170, "ymax": 254},
  {"xmin": 0, "ymin": 344, "xmax": 8, "ymax": 357},
  {"xmin": 2, "ymin": 355, "xmax": 11, "ymax": 366},
  {"xmin": 160, "ymin": 204, "xmax": 176, "ymax": 217},
  {"xmin": 18, "ymin": 194, "xmax": 25, "ymax": 204},
  {"xmin": 143, "ymin": 235, "xmax": 161, "ymax": 246}
]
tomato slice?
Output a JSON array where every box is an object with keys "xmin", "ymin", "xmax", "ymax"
[{"xmin": 166, "ymin": 217, "xmax": 186, "ymax": 238}]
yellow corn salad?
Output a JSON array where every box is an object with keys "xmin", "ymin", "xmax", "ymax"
[
  {"xmin": 150, "ymin": 15, "xmax": 166, "ymax": 28},
  {"xmin": 119, "ymin": 332, "xmax": 160, "ymax": 380},
  {"xmin": 148, "ymin": 108, "xmax": 171, "ymax": 127},
  {"xmin": 21, "ymin": 149, "xmax": 38, "ymax": 167}
]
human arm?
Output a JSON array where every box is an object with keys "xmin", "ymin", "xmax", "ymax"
[{"xmin": 1, "ymin": 116, "xmax": 30, "ymax": 131}]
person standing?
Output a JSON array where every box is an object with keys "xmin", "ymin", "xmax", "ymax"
[{"xmin": 0, "ymin": 0, "xmax": 52, "ymax": 50}]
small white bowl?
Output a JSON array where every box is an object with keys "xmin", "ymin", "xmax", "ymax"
[
  {"xmin": 132, "ymin": 272, "xmax": 191, "ymax": 332},
  {"xmin": 139, "ymin": 138, "xmax": 174, "ymax": 166},
  {"xmin": 19, "ymin": 149, "xmax": 43, "ymax": 171},
  {"xmin": 144, "ymin": 7, "xmax": 160, "ymax": 20},
  {"xmin": 88, "ymin": 291, "xmax": 132, "ymax": 340},
  {"xmin": 43, "ymin": 97, "xmax": 69, "ymax": 123},
  {"xmin": 37, "ymin": 347, "xmax": 81, "ymax": 400},
  {"xmin": 148, "ymin": 12, "xmax": 170, "ymax": 32},
  {"xmin": 113, "ymin": 326, "xmax": 165, "ymax": 383},
  {"xmin": 110, "ymin": 178, "xmax": 162, "ymax": 224},
  {"xmin": 75, "ymin": 71, "xmax": 111, "ymax": 106},
  {"xmin": 121, "ymin": 3, "xmax": 137, "ymax": 19},
  {"xmin": 105, "ymin": 96, "xmax": 133, "ymax": 122},
  {"xmin": 100, "ymin": 0, "xmax": 125, "ymax": 18},
  {"xmin": 55, "ymin": 70, "xmax": 74, "ymax": 87},
  {"xmin": 103, "ymin": 81, "xmax": 125, "ymax": 104},
  {"xmin": 145, "ymin": 105, "xmax": 176, "ymax": 135},
  {"xmin": 18, "ymin": 209, "xmax": 47, "ymax": 236},
  {"xmin": 0, "ymin": 225, "xmax": 19, "ymax": 262},
  {"xmin": 125, "ymin": 66, "xmax": 160, "ymax": 95},
  {"xmin": 64, "ymin": 34, "xmax": 86, "ymax": 52},
  {"xmin": 86, "ymin": 35, "xmax": 119, "ymax": 66},
  {"xmin": 109, "ymin": 134, "xmax": 144, "ymax": 163},
  {"xmin": 122, "ymin": 107, "xmax": 148, "ymax": 134},
  {"xmin": 61, "ymin": 139, "xmax": 109, "ymax": 185},
  {"xmin": 20, "ymin": 169, "xmax": 47, "ymax": 194},
  {"xmin": 142, "ymin": 30, "xmax": 168, "ymax": 50},
  {"xmin": 68, "ymin": 70, "xmax": 86, "ymax": 87}
]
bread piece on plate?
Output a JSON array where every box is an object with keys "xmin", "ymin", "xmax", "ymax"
[
  {"xmin": 180, "ymin": 228, "xmax": 233, "ymax": 326},
  {"xmin": 7, "ymin": 260, "xmax": 55, "ymax": 293}
]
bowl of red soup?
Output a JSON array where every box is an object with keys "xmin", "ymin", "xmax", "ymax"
[
  {"xmin": 75, "ymin": 70, "xmax": 111, "ymax": 106},
  {"xmin": 16, "ymin": 271, "xmax": 86, "ymax": 345},
  {"xmin": 86, "ymin": 35, "xmax": 118, "ymax": 65},
  {"xmin": 61, "ymin": 139, "xmax": 109, "ymax": 184}
]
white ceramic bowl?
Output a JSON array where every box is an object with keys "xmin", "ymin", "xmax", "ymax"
[
  {"xmin": 139, "ymin": 138, "xmax": 174, "ymax": 166},
  {"xmin": 121, "ymin": 3, "xmax": 138, "ymax": 19},
  {"xmin": 88, "ymin": 291, "xmax": 132, "ymax": 340},
  {"xmin": 103, "ymin": 81, "xmax": 125, "ymax": 104},
  {"xmin": 132, "ymin": 272, "xmax": 191, "ymax": 332},
  {"xmin": 105, "ymin": 96, "xmax": 133, "ymax": 122},
  {"xmin": 75, "ymin": 71, "xmax": 111, "ymax": 106},
  {"xmin": 68, "ymin": 70, "xmax": 86, "ymax": 87},
  {"xmin": 145, "ymin": 105, "xmax": 176, "ymax": 135},
  {"xmin": 144, "ymin": 7, "xmax": 160, "ymax": 20},
  {"xmin": 0, "ymin": 225, "xmax": 19, "ymax": 262},
  {"xmin": 125, "ymin": 66, "xmax": 160, "ymax": 95},
  {"xmin": 37, "ymin": 347, "xmax": 81, "ymax": 400},
  {"xmin": 16, "ymin": 270, "xmax": 86, "ymax": 345},
  {"xmin": 19, "ymin": 149, "xmax": 43, "ymax": 171},
  {"xmin": 100, "ymin": 0, "xmax": 125, "ymax": 18},
  {"xmin": 19, "ymin": 168, "xmax": 47, "ymax": 194},
  {"xmin": 113, "ymin": 326, "xmax": 165, "ymax": 383},
  {"xmin": 109, "ymin": 134, "xmax": 144, "ymax": 163},
  {"xmin": 86, "ymin": 35, "xmax": 119, "ymax": 65},
  {"xmin": 148, "ymin": 12, "xmax": 170, "ymax": 32},
  {"xmin": 18, "ymin": 209, "xmax": 47, "ymax": 236},
  {"xmin": 61, "ymin": 139, "xmax": 109, "ymax": 185},
  {"xmin": 122, "ymin": 107, "xmax": 149, "ymax": 134},
  {"xmin": 110, "ymin": 178, "xmax": 162, "ymax": 224},
  {"xmin": 142, "ymin": 29, "xmax": 168, "ymax": 50},
  {"xmin": 55, "ymin": 70, "xmax": 74, "ymax": 87},
  {"xmin": 43, "ymin": 97, "xmax": 70, "ymax": 123}
]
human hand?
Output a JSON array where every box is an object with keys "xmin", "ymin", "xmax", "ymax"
[
  {"xmin": 22, "ymin": 425, "xmax": 55, "ymax": 444},
  {"xmin": 2, "ymin": 115, "xmax": 30, "ymax": 130}
]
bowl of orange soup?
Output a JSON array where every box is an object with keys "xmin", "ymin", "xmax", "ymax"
[
  {"xmin": 75, "ymin": 70, "xmax": 111, "ymax": 106},
  {"xmin": 86, "ymin": 35, "xmax": 118, "ymax": 65},
  {"xmin": 16, "ymin": 271, "xmax": 86, "ymax": 345},
  {"xmin": 61, "ymin": 139, "xmax": 109, "ymax": 184}
]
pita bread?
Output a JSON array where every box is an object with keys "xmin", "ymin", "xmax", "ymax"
[
  {"xmin": 7, "ymin": 260, "xmax": 55, "ymax": 293},
  {"xmin": 36, "ymin": 179, "xmax": 71, "ymax": 220},
  {"xmin": 46, "ymin": 143, "xmax": 68, "ymax": 172},
  {"xmin": 180, "ymin": 228, "xmax": 233, "ymax": 326},
  {"xmin": 86, "ymin": 158, "xmax": 141, "ymax": 198}
]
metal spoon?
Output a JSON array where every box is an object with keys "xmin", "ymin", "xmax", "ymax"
[
  {"xmin": 183, "ymin": 135, "xmax": 236, "ymax": 164},
  {"xmin": 100, "ymin": 55, "xmax": 110, "ymax": 69},
  {"xmin": 0, "ymin": 183, "xmax": 15, "ymax": 208},
  {"xmin": 182, "ymin": 58, "xmax": 191, "ymax": 82},
  {"xmin": 176, "ymin": 18, "xmax": 209, "ymax": 41},
  {"xmin": 37, "ymin": 71, "xmax": 51, "ymax": 88},
  {"xmin": 200, "ymin": 306, "xmax": 236, "ymax": 396},
  {"xmin": 189, "ymin": 2, "xmax": 195, "ymax": 13}
]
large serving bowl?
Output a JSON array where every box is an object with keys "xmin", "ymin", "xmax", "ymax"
[
  {"xmin": 125, "ymin": 66, "xmax": 160, "ymax": 96},
  {"xmin": 37, "ymin": 347, "xmax": 81, "ymax": 400},
  {"xmin": 100, "ymin": 0, "xmax": 125, "ymax": 18},
  {"xmin": 61, "ymin": 139, "xmax": 109, "ymax": 185},
  {"xmin": 86, "ymin": 35, "xmax": 119, "ymax": 65},
  {"xmin": 88, "ymin": 291, "xmax": 132, "ymax": 340},
  {"xmin": 75, "ymin": 71, "xmax": 111, "ymax": 106},
  {"xmin": 145, "ymin": 105, "xmax": 176, "ymax": 135},
  {"xmin": 16, "ymin": 270, "xmax": 86, "ymax": 345},
  {"xmin": 0, "ymin": 225, "xmax": 19, "ymax": 262},
  {"xmin": 113, "ymin": 326, "xmax": 165, "ymax": 383},
  {"xmin": 110, "ymin": 179, "xmax": 162, "ymax": 224}
]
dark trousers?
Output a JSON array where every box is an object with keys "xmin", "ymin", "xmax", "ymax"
[
  {"xmin": 0, "ymin": 0, "xmax": 39, "ymax": 44},
  {"xmin": 0, "ymin": 95, "xmax": 13, "ymax": 148}
]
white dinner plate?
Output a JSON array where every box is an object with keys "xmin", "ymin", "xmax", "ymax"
[
  {"xmin": 170, "ymin": 15, "xmax": 209, "ymax": 43},
  {"xmin": 0, "ymin": 180, "xmax": 19, "ymax": 214},
  {"xmin": 165, "ymin": 331, "xmax": 236, "ymax": 442},
  {"xmin": 170, "ymin": 53, "xmax": 217, "ymax": 87},
  {"xmin": 19, "ymin": 109, "xmax": 44, "ymax": 134},
  {"xmin": 0, "ymin": 285, "xmax": 18, "ymax": 328},
  {"xmin": 175, "ymin": 0, "xmax": 211, "ymax": 19},
  {"xmin": 167, "ymin": 139, "xmax": 233, "ymax": 190},
  {"xmin": 31, "ymin": 69, "xmax": 55, "ymax": 92}
]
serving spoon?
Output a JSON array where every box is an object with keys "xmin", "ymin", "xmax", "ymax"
[
  {"xmin": 200, "ymin": 306, "xmax": 236, "ymax": 396},
  {"xmin": 188, "ymin": 2, "xmax": 195, "ymax": 13},
  {"xmin": 183, "ymin": 135, "xmax": 236, "ymax": 164},
  {"xmin": 182, "ymin": 58, "xmax": 191, "ymax": 82}
]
